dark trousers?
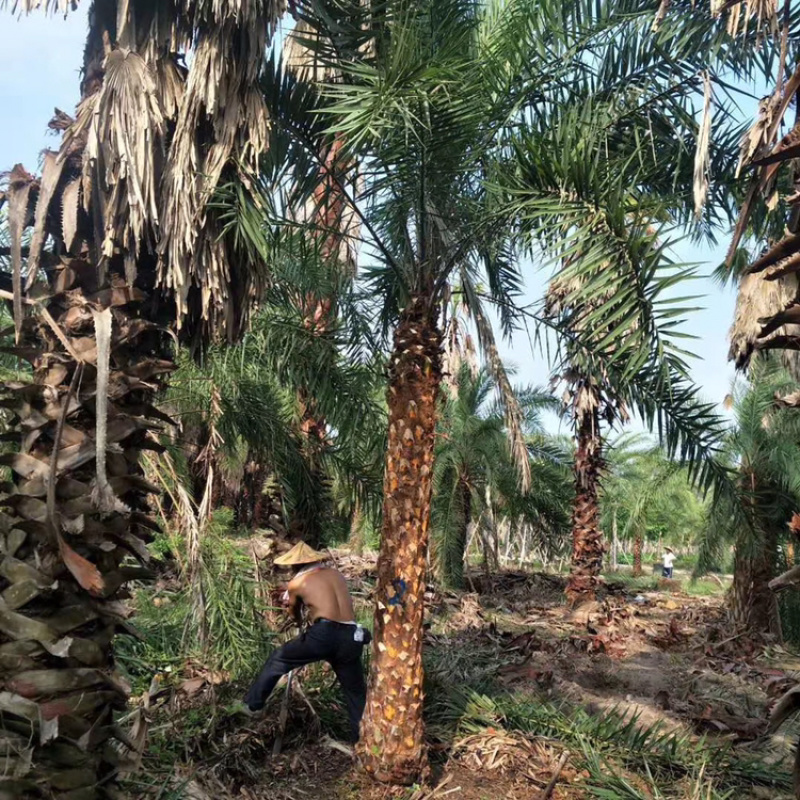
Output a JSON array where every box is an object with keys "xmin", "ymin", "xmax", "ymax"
[
  {"xmin": 244, "ymin": 619, "xmax": 370, "ymax": 742},
  {"xmin": 663, "ymin": 567, "xmax": 673, "ymax": 579}
]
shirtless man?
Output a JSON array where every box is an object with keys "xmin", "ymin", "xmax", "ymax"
[{"xmin": 243, "ymin": 542, "xmax": 371, "ymax": 742}]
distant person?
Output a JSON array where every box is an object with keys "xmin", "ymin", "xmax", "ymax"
[
  {"xmin": 243, "ymin": 542, "xmax": 371, "ymax": 742},
  {"xmin": 661, "ymin": 547, "xmax": 675, "ymax": 579}
]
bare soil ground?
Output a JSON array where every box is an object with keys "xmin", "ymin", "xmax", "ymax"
[{"xmin": 124, "ymin": 555, "xmax": 800, "ymax": 800}]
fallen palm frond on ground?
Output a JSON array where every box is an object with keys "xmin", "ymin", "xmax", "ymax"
[{"xmin": 115, "ymin": 558, "xmax": 800, "ymax": 799}]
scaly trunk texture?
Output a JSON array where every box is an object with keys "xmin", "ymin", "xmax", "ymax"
[
  {"xmin": 357, "ymin": 297, "xmax": 442, "ymax": 784},
  {"xmin": 610, "ymin": 510, "xmax": 618, "ymax": 571},
  {"xmin": 350, "ymin": 499, "xmax": 365, "ymax": 556},
  {"xmin": 0, "ymin": 225, "xmax": 172, "ymax": 799},
  {"xmin": 566, "ymin": 406, "xmax": 604, "ymax": 606},
  {"xmin": 0, "ymin": 0, "xmax": 281, "ymax": 794},
  {"xmin": 633, "ymin": 534, "xmax": 643, "ymax": 577},
  {"xmin": 731, "ymin": 527, "xmax": 780, "ymax": 637},
  {"xmin": 440, "ymin": 478, "xmax": 470, "ymax": 589}
]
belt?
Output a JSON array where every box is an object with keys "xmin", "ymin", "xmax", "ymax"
[{"xmin": 314, "ymin": 617, "xmax": 357, "ymax": 626}]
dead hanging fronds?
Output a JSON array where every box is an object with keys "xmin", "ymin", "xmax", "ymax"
[
  {"xmin": 157, "ymin": 6, "xmax": 276, "ymax": 340},
  {"xmin": 652, "ymin": 0, "xmax": 671, "ymax": 32},
  {"xmin": 713, "ymin": 0, "xmax": 779, "ymax": 38},
  {"xmin": 694, "ymin": 72, "xmax": 713, "ymax": 220},
  {"xmin": 3, "ymin": 0, "xmax": 75, "ymax": 14},
  {"xmin": 728, "ymin": 269, "xmax": 800, "ymax": 370},
  {"xmin": 284, "ymin": 18, "xmax": 339, "ymax": 84},
  {"xmin": 84, "ymin": 47, "xmax": 166, "ymax": 281},
  {"xmin": 12, "ymin": 0, "xmax": 285, "ymax": 343},
  {"xmin": 442, "ymin": 295, "xmax": 479, "ymax": 397},
  {"xmin": 3, "ymin": 164, "xmax": 36, "ymax": 340},
  {"xmin": 26, "ymin": 150, "xmax": 65, "ymax": 289},
  {"xmin": 471, "ymin": 302, "xmax": 531, "ymax": 493}
]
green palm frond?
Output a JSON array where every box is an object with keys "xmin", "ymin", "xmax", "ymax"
[{"xmin": 697, "ymin": 357, "xmax": 800, "ymax": 574}]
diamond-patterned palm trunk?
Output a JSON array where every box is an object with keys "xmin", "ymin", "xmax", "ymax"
[
  {"xmin": 731, "ymin": 527, "xmax": 780, "ymax": 637},
  {"xmin": 357, "ymin": 296, "xmax": 442, "ymax": 785},
  {"xmin": 0, "ymin": 252, "xmax": 171, "ymax": 798},
  {"xmin": 632, "ymin": 534, "xmax": 643, "ymax": 577},
  {"xmin": 565, "ymin": 406, "xmax": 604, "ymax": 606}
]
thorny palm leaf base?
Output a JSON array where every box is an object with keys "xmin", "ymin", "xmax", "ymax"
[
  {"xmin": 357, "ymin": 297, "xmax": 442, "ymax": 784},
  {"xmin": 0, "ymin": 223, "xmax": 172, "ymax": 796}
]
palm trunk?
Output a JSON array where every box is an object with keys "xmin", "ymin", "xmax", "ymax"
[
  {"xmin": 731, "ymin": 527, "xmax": 780, "ymax": 637},
  {"xmin": 351, "ymin": 499, "xmax": 365, "ymax": 556},
  {"xmin": 357, "ymin": 297, "xmax": 442, "ymax": 785},
  {"xmin": 0, "ymin": 11, "xmax": 174, "ymax": 794},
  {"xmin": 0, "ymin": 245, "xmax": 171, "ymax": 798},
  {"xmin": 633, "ymin": 534, "xmax": 643, "ymax": 577},
  {"xmin": 610, "ymin": 510, "xmax": 618, "ymax": 571},
  {"xmin": 565, "ymin": 406, "xmax": 604, "ymax": 606},
  {"xmin": 439, "ymin": 478, "xmax": 470, "ymax": 589}
]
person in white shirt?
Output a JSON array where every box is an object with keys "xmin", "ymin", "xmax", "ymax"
[{"xmin": 662, "ymin": 547, "xmax": 676, "ymax": 579}]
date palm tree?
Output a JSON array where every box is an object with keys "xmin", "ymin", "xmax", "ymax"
[
  {"xmin": 715, "ymin": 3, "xmax": 800, "ymax": 377},
  {"xmin": 250, "ymin": 1, "xmax": 533, "ymax": 781},
  {"xmin": 164, "ymin": 248, "xmax": 386, "ymax": 537},
  {"xmin": 0, "ymin": 1, "xmax": 284, "ymax": 796},
  {"xmin": 432, "ymin": 365, "xmax": 570, "ymax": 588},
  {"xmin": 499, "ymin": 0, "xmax": 770, "ymax": 604},
  {"xmin": 699, "ymin": 359, "xmax": 800, "ymax": 635},
  {"xmin": 601, "ymin": 437, "xmax": 705, "ymax": 574},
  {"xmin": 238, "ymin": 0, "xmax": 762, "ymax": 780}
]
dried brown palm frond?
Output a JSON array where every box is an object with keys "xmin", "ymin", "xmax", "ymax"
[
  {"xmin": 694, "ymin": 72, "xmax": 713, "ymax": 220},
  {"xmin": 157, "ymin": 5, "xmax": 279, "ymax": 339},
  {"xmin": 84, "ymin": 48, "xmax": 166, "ymax": 279},
  {"xmin": 722, "ymin": 3, "xmax": 800, "ymax": 375},
  {"xmin": 0, "ymin": 1, "xmax": 287, "ymax": 796},
  {"xmin": 471, "ymin": 301, "xmax": 531, "ymax": 493},
  {"xmin": 284, "ymin": 18, "xmax": 339, "ymax": 85},
  {"xmin": 712, "ymin": 0, "xmax": 779, "ymax": 38},
  {"xmin": 728, "ymin": 270, "xmax": 800, "ymax": 376}
]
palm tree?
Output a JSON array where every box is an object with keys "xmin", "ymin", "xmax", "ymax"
[
  {"xmin": 714, "ymin": 3, "xmax": 800, "ymax": 376},
  {"xmin": 163, "ymin": 249, "xmax": 386, "ymax": 539},
  {"xmin": 601, "ymin": 437, "xmax": 705, "ymax": 575},
  {"xmin": 0, "ymin": 1, "xmax": 284, "ymax": 795},
  {"xmin": 237, "ymin": 0, "xmax": 758, "ymax": 780},
  {"xmin": 498, "ymin": 0, "xmax": 771, "ymax": 604},
  {"xmin": 431, "ymin": 365, "xmax": 570, "ymax": 588},
  {"xmin": 249, "ymin": 2, "xmax": 535, "ymax": 781},
  {"xmin": 699, "ymin": 359, "xmax": 800, "ymax": 635}
]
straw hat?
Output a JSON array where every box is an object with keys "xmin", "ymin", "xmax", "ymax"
[{"xmin": 273, "ymin": 541, "xmax": 327, "ymax": 567}]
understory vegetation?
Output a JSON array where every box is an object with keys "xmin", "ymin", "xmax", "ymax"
[{"xmin": 4, "ymin": 0, "xmax": 800, "ymax": 798}]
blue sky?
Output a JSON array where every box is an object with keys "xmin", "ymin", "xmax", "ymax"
[{"xmin": 0, "ymin": 7, "xmax": 757, "ymax": 437}]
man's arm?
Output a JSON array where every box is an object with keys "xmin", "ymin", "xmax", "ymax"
[{"xmin": 286, "ymin": 578, "xmax": 304, "ymax": 627}]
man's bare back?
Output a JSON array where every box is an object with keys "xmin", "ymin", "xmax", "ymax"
[{"xmin": 288, "ymin": 567, "xmax": 355, "ymax": 623}]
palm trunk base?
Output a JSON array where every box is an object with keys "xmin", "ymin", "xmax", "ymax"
[
  {"xmin": 356, "ymin": 298, "xmax": 441, "ymax": 785},
  {"xmin": 0, "ymin": 255, "xmax": 171, "ymax": 798},
  {"xmin": 566, "ymin": 406, "xmax": 604, "ymax": 607},
  {"xmin": 731, "ymin": 532, "xmax": 779, "ymax": 637},
  {"xmin": 632, "ymin": 534, "xmax": 643, "ymax": 577}
]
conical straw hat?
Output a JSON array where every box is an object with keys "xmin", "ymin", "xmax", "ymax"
[{"xmin": 273, "ymin": 541, "xmax": 327, "ymax": 567}]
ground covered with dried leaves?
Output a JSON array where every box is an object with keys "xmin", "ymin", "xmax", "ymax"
[{"xmin": 120, "ymin": 555, "xmax": 800, "ymax": 800}]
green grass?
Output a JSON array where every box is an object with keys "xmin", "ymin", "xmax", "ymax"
[
  {"xmin": 684, "ymin": 577, "xmax": 730, "ymax": 597},
  {"xmin": 602, "ymin": 570, "xmax": 729, "ymax": 598}
]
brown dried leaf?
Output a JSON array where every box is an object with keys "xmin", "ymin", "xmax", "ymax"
[{"xmin": 58, "ymin": 534, "xmax": 104, "ymax": 596}]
